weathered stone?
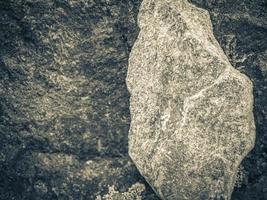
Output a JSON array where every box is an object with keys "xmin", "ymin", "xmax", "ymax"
[
  {"xmin": 127, "ymin": 0, "xmax": 256, "ymax": 199},
  {"xmin": 188, "ymin": 1, "xmax": 267, "ymax": 199},
  {"xmin": 1, "ymin": 0, "xmax": 266, "ymax": 199},
  {"xmin": 0, "ymin": 0, "xmax": 159, "ymax": 199}
]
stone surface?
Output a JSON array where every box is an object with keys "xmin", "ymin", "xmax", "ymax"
[
  {"xmin": 127, "ymin": 0, "xmax": 256, "ymax": 199},
  {"xmin": 188, "ymin": 1, "xmax": 267, "ymax": 199},
  {"xmin": 0, "ymin": 0, "xmax": 266, "ymax": 199},
  {"xmin": 0, "ymin": 0, "xmax": 158, "ymax": 199}
]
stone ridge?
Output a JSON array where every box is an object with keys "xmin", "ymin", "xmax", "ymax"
[{"xmin": 127, "ymin": 0, "xmax": 256, "ymax": 199}]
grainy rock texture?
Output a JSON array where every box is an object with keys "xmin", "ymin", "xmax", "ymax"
[
  {"xmin": 0, "ymin": 0, "xmax": 158, "ymax": 199},
  {"xmin": 189, "ymin": 1, "xmax": 267, "ymax": 199},
  {"xmin": 127, "ymin": 0, "xmax": 255, "ymax": 199},
  {"xmin": 0, "ymin": 0, "xmax": 266, "ymax": 199}
]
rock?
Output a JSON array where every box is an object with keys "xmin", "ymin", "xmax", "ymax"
[
  {"xmin": 0, "ymin": 0, "xmax": 265, "ymax": 199},
  {"xmin": 0, "ymin": 0, "xmax": 159, "ymax": 199},
  {"xmin": 96, "ymin": 183, "xmax": 145, "ymax": 200},
  {"xmin": 188, "ymin": 1, "xmax": 267, "ymax": 199},
  {"xmin": 127, "ymin": 0, "xmax": 256, "ymax": 199}
]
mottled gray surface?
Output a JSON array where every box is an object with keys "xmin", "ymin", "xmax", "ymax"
[
  {"xmin": 127, "ymin": 0, "xmax": 255, "ymax": 199},
  {"xmin": 189, "ymin": 1, "xmax": 267, "ymax": 199},
  {"xmin": 0, "ymin": 0, "xmax": 158, "ymax": 199},
  {"xmin": 0, "ymin": 0, "xmax": 266, "ymax": 199}
]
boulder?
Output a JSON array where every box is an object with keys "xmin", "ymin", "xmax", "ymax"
[{"xmin": 127, "ymin": 0, "xmax": 256, "ymax": 199}]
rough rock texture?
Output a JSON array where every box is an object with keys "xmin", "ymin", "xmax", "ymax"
[
  {"xmin": 188, "ymin": 1, "xmax": 267, "ymax": 199},
  {"xmin": 0, "ymin": 0, "xmax": 266, "ymax": 199},
  {"xmin": 127, "ymin": 0, "xmax": 255, "ymax": 199},
  {"xmin": 0, "ymin": 0, "xmax": 158, "ymax": 199}
]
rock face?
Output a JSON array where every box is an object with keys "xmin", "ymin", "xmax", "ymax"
[
  {"xmin": 127, "ymin": 0, "xmax": 256, "ymax": 199},
  {"xmin": 0, "ymin": 0, "xmax": 266, "ymax": 199},
  {"xmin": 0, "ymin": 0, "xmax": 158, "ymax": 199}
]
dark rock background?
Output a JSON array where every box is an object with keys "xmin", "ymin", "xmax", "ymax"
[
  {"xmin": 0, "ymin": 0, "xmax": 266, "ymax": 199},
  {"xmin": 0, "ymin": 0, "xmax": 158, "ymax": 199}
]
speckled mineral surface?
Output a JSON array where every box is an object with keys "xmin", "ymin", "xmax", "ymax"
[
  {"xmin": 1, "ymin": 0, "xmax": 266, "ymax": 199},
  {"xmin": 0, "ymin": 0, "xmax": 158, "ymax": 199},
  {"xmin": 127, "ymin": 0, "xmax": 256, "ymax": 199}
]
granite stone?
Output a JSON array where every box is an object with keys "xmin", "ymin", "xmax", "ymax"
[{"xmin": 127, "ymin": 0, "xmax": 256, "ymax": 199}]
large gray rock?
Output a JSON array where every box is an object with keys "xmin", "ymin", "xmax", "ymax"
[
  {"xmin": 127, "ymin": 0, "xmax": 256, "ymax": 199},
  {"xmin": 188, "ymin": 1, "xmax": 267, "ymax": 199}
]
